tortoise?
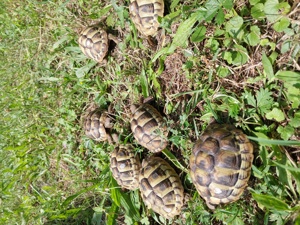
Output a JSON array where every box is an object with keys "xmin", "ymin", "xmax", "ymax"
[
  {"xmin": 189, "ymin": 123, "xmax": 254, "ymax": 209},
  {"xmin": 139, "ymin": 157, "xmax": 184, "ymax": 219},
  {"xmin": 129, "ymin": 0, "xmax": 164, "ymax": 36},
  {"xmin": 78, "ymin": 26, "xmax": 117, "ymax": 63},
  {"xmin": 110, "ymin": 144, "xmax": 141, "ymax": 190},
  {"xmin": 84, "ymin": 109, "xmax": 113, "ymax": 142},
  {"xmin": 130, "ymin": 103, "xmax": 168, "ymax": 153}
]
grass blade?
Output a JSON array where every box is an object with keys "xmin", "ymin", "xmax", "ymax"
[
  {"xmin": 248, "ymin": 136, "xmax": 300, "ymax": 146},
  {"xmin": 162, "ymin": 149, "xmax": 189, "ymax": 173}
]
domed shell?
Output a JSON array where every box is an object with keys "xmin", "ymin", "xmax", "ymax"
[
  {"xmin": 129, "ymin": 0, "xmax": 164, "ymax": 36},
  {"xmin": 110, "ymin": 145, "xmax": 141, "ymax": 190},
  {"xmin": 130, "ymin": 103, "xmax": 168, "ymax": 153},
  {"xmin": 84, "ymin": 109, "xmax": 109, "ymax": 141},
  {"xmin": 78, "ymin": 26, "xmax": 109, "ymax": 62},
  {"xmin": 189, "ymin": 124, "xmax": 254, "ymax": 209},
  {"xmin": 139, "ymin": 157, "xmax": 184, "ymax": 219}
]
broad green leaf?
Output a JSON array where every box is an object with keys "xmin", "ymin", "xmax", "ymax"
[
  {"xmin": 283, "ymin": 83, "xmax": 300, "ymax": 108},
  {"xmin": 245, "ymin": 26, "xmax": 261, "ymax": 46},
  {"xmin": 153, "ymin": 10, "xmax": 205, "ymax": 61},
  {"xmin": 141, "ymin": 217, "xmax": 150, "ymax": 225},
  {"xmin": 264, "ymin": 0, "xmax": 291, "ymax": 23},
  {"xmin": 265, "ymin": 108, "xmax": 285, "ymax": 122},
  {"xmin": 281, "ymin": 40, "xmax": 292, "ymax": 54},
  {"xmin": 273, "ymin": 17, "xmax": 290, "ymax": 32},
  {"xmin": 217, "ymin": 66, "xmax": 230, "ymax": 77},
  {"xmin": 251, "ymin": 3, "xmax": 265, "ymax": 20},
  {"xmin": 252, "ymin": 164, "xmax": 264, "ymax": 179},
  {"xmin": 289, "ymin": 112, "xmax": 300, "ymax": 128},
  {"xmin": 262, "ymin": 53, "xmax": 274, "ymax": 81},
  {"xmin": 215, "ymin": 8, "xmax": 225, "ymax": 25},
  {"xmin": 268, "ymin": 51, "xmax": 278, "ymax": 64},
  {"xmin": 170, "ymin": 0, "xmax": 180, "ymax": 11},
  {"xmin": 264, "ymin": 0, "xmax": 280, "ymax": 23},
  {"xmin": 171, "ymin": 11, "xmax": 205, "ymax": 49},
  {"xmin": 256, "ymin": 88, "xmax": 273, "ymax": 114},
  {"xmin": 260, "ymin": 38, "xmax": 276, "ymax": 50},
  {"xmin": 277, "ymin": 125, "xmax": 294, "ymax": 140},
  {"xmin": 222, "ymin": 51, "xmax": 232, "ymax": 64},
  {"xmin": 223, "ymin": 0, "xmax": 233, "ymax": 9},
  {"xmin": 242, "ymin": 89, "xmax": 256, "ymax": 108},
  {"xmin": 205, "ymin": 0, "xmax": 220, "ymax": 21},
  {"xmin": 191, "ymin": 26, "xmax": 207, "ymax": 43},
  {"xmin": 206, "ymin": 38, "xmax": 220, "ymax": 52},
  {"xmin": 275, "ymin": 70, "xmax": 300, "ymax": 83},
  {"xmin": 225, "ymin": 16, "xmax": 244, "ymax": 40},
  {"xmin": 252, "ymin": 193, "xmax": 290, "ymax": 211},
  {"xmin": 228, "ymin": 44, "xmax": 248, "ymax": 66}
]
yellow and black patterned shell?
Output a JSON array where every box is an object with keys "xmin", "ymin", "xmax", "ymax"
[
  {"xmin": 139, "ymin": 157, "xmax": 184, "ymax": 219},
  {"xmin": 110, "ymin": 145, "xmax": 141, "ymax": 190},
  {"xmin": 189, "ymin": 124, "xmax": 254, "ymax": 209},
  {"xmin": 78, "ymin": 26, "xmax": 109, "ymax": 62},
  {"xmin": 130, "ymin": 104, "xmax": 168, "ymax": 153},
  {"xmin": 84, "ymin": 109, "xmax": 109, "ymax": 141},
  {"xmin": 129, "ymin": 0, "xmax": 164, "ymax": 36}
]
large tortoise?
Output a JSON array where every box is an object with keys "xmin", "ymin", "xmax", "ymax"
[{"xmin": 190, "ymin": 123, "xmax": 254, "ymax": 209}]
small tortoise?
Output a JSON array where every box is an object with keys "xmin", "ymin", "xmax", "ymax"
[
  {"xmin": 130, "ymin": 103, "xmax": 168, "ymax": 153},
  {"xmin": 189, "ymin": 123, "xmax": 254, "ymax": 209},
  {"xmin": 84, "ymin": 109, "xmax": 113, "ymax": 142},
  {"xmin": 129, "ymin": 0, "xmax": 164, "ymax": 36},
  {"xmin": 78, "ymin": 26, "xmax": 117, "ymax": 63},
  {"xmin": 139, "ymin": 157, "xmax": 184, "ymax": 219},
  {"xmin": 110, "ymin": 144, "xmax": 141, "ymax": 190}
]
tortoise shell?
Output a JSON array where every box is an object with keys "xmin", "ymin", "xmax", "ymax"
[
  {"xmin": 84, "ymin": 109, "xmax": 110, "ymax": 142},
  {"xmin": 110, "ymin": 145, "xmax": 141, "ymax": 190},
  {"xmin": 129, "ymin": 0, "xmax": 164, "ymax": 36},
  {"xmin": 78, "ymin": 26, "xmax": 109, "ymax": 62},
  {"xmin": 139, "ymin": 157, "xmax": 184, "ymax": 219},
  {"xmin": 130, "ymin": 103, "xmax": 168, "ymax": 153},
  {"xmin": 189, "ymin": 123, "xmax": 254, "ymax": 209}
]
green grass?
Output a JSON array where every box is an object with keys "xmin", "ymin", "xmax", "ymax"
[{"xmin": 0, "ymin": 0, "xmax": 300, "ymax": 224}]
